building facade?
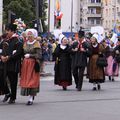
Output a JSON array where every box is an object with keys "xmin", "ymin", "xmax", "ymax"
[
  {"xmin": 80, "ymin": 0, "xmax": 102, "ymax": 31},
  {"xmin": 102, "ymin": 0, "xmax": 120, "ymax": 32},
  {"xmin": 0, "ymin": 0, "xmax": 3, "ymax": 35},
  {"xmin": 47, "ymin": 0, "xmax": 120, "ymax": 33}
]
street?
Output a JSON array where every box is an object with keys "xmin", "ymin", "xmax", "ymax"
[{"xmin": 0, "ymin": 62, "xmax": 120, "ymax": 120}]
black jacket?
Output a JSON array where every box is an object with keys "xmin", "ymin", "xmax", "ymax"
[{"xmin": 0, "ymin": 36, "xmax": 23, "ymax": 72}]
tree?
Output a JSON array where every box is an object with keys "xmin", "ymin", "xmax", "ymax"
[
  {"xmin": 39, "ymin": 0, "xmax": 48, "ymax": 32},
  {"xmin": 3, "ymin": 0, "xmax": 35, "ymax": 26},
  {"xmin": 3, "ymin": 0, "xmax": 48, "ymax": 32}
]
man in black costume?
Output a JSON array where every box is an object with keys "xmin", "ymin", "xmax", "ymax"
[
  {"xmin": 1, "ymin": 23, "xmax": 23, "ymax": 104},
  {"xmin": 71, "ymin": 30, "xmax": 91, "ymax": 91}
]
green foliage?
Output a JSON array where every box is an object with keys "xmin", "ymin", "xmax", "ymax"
[
  {"xmin": 41, "ymin": 0, "xmax": 48, "ymax": 32},
  {"xmin": 3, "ymin": 0, "xmax": 48, "ymax": 32}
]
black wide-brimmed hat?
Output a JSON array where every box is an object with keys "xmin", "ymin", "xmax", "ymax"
[
  {"xmin": 78, "ymin": 30, "xmax": 85, "ymax": 38},
  {"xmin": 5, "ymin": 23, "xmax": 17, "ymax": 32}
]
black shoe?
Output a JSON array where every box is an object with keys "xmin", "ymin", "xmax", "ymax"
[
  {"xmin": 109, "ymin": 76, "xmax": 111, "ymax": 81},
  {"xmin": 33, "ymin": 96, "xmax": 35, "ymax": 100},
  {"xmin": 8, "ymin": 99, "xmax": 15, "ymax": 104},
  {"xmin": 97, "ymin": 84, "xmax": 101, "ymax": 90},
  {"xmin": 2, "ymin": 94, "xmax": 11, "ymax": 102},
  {"xmin": 62, "ymin": 86, "xmax": 67, "ymax": 91},
  {"xmin": 77, "ymin": 88, "xmax": 81, "ymax": 91},
  {"xmin": 112, "ymin": 78, "xmax": 115, "ymax": 82},
  {"xmin": 93, "ymin": 87, "xmax": 97, "ymax": 91},
  {"xmin": 26, "ymin": 101, "xmax": 33, "ymax": 105}
]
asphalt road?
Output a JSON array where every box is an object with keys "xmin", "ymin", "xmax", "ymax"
[{"xmin": 0, "ymin": 62, "xmax": 120, "ymax": 120}]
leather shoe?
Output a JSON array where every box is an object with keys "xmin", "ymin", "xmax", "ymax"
[
  {"xmin": 2, "ymin": 94, "xmax": 10, "ymax": 102},
  {"xmin": 93, "ymin": 87, "xmax": 97, "ymax": 91},
  {"xmin": 97, "ymin": 84, "xmax": 101, "ymax": 90},
  {"xmin": 8, "ymin": 99, "xmax": 15, "ymax": 104},
  {"xmin": 26, "ymin": 101, "xmax": 33, "ymax": 105},
  {"xmin": 62, "ymin": 86, "xmax": 67, "ymax": 91}
]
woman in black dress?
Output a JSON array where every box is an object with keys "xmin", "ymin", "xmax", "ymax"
[{"xmin": 54, "ymin": 37, "xmax": 72, "ymax": 90}]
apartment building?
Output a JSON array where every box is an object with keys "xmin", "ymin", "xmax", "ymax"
[
  {"xmin": 102, "ymin": 0, "xmax": 120, "ymax": 32},
  {"xmin": 80, "ymin": 0, "xmax": 102, "ymax": 31}
]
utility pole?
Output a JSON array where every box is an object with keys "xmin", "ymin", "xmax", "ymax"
[
  {"xmin": 0, "ymin": 0, "xmax": 3, "ymax": 35},
  {"xmin": 71, "ymin": 0, "xmax": 73, "ymax": 33},
  {"xmin": 8, "ymin": 10, "xmax": 16, "ymax": 23},
  {"xmin": 48, "ymin": 0, "xmax": 50, "ymax": 32},
  {"xmin": 34, "ymin": 0, "xmax": 40, "ymax": 33}
]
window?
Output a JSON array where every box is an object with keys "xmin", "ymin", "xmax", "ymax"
[
  {"xmin": 91, "ymin": 19, "xmax": 95, "ymax": 24},
  {"xmin": 89, "ymin": 8, "xmax": 96, "ymax": 14},
  {"xmin": 96, "ymin": 19, "xmax": 101, "ymax": 24},
  {"xmin": 96, "ymin": 0, "xmax": 101, "ymax": 3}
]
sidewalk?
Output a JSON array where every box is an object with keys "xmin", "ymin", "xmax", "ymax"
[{"xmin": 40, "ymin": 61, "xmax": 54, "ymax": 81}]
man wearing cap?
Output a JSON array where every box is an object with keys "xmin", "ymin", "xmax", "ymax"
[
  {"xmin": 1, "ymin": 23, "xmax": 23, "ymax": 104},
  {"xmin": 71, "ymin": 30, "xmax": 91, "ymax": 91}
]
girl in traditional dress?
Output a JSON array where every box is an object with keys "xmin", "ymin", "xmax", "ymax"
[
  {"xmin": 20, "ymin": 29, "xmax": 42, "ymax": 105},
  {"xmin": 88, "ymin": 34, "xmax": 106, "ymax": 90},
  {"xmin": 104, "ymin": 39, "xmax": 118, "ymax": 81},
  {"xmin": 54, "ymin": 37, "xmax": 72, "ymax": 90}
]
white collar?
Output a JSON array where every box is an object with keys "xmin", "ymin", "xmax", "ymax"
[
  {"xmin": 27, "ymin": 40, "xmax": 36, "ymax": 45},
  {"xmin": 92, "ymin": 43, "xmax": 98, "ymax": 48},
  {"xmin": 60, "ymin": 44, "xmax": 67, "ymax": 50}
]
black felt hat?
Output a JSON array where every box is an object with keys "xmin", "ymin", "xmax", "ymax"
[
  {"xmin": 5, "ymin": 23, "xmax": 17, "ymax": 32},
  {"xmin": 78, "ymin": 30, "xmax": 85, "ymax": 38}
]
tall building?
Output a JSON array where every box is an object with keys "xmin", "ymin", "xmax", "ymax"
[
  {"xmin": 80, "ymin": 0, "xmax": 102, "ymax": 31},
  {"xmin": 0, "ymin": 0, "xmax": 3, "ymax": 35},
  {"xmin": 102, "ymin": 0, "xmax": 120, "ymax": 32}
]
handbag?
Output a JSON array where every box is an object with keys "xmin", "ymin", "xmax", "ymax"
[
  {"xmin": 96, "ymin": 54, "xmax": 108, "ymax": 67},
  {"xmin": 34, "ymin": 60, "xmax": 40, "ymax": 73}
]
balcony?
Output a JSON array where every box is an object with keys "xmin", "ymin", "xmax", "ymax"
[
  {"xmin": 87, "ymin": 13, "xmax": 102, "ymax": 18},
  {"xmin": 87, "ymin": 2, "xmax": 102, "ymax": 7}
]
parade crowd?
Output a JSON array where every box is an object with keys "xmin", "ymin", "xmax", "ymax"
[{"xmin": 0, "ymin": 21, "xmax": 120, "ymax": 106}]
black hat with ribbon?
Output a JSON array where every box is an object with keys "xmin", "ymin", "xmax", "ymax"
[{"xmin": 5, "ymin": 23, "xmax": 17, "ymax": 32}]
